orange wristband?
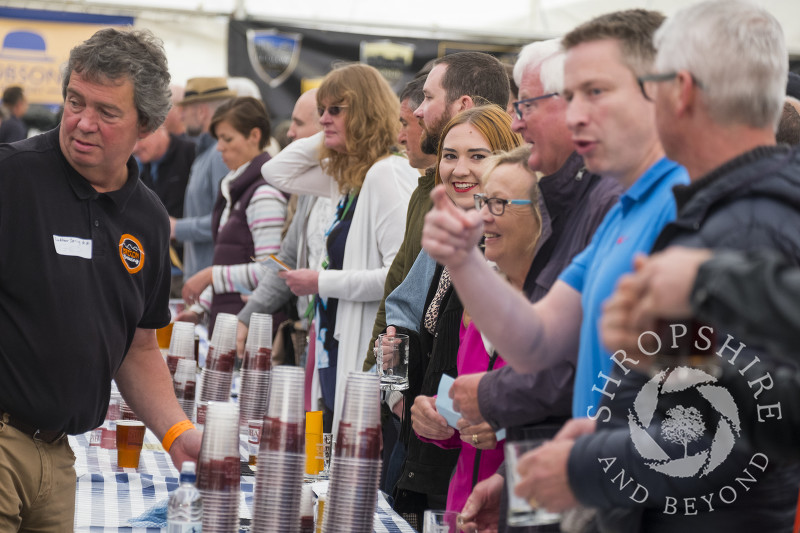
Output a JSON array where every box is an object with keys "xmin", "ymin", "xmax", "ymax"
[{"xmin": 162, "ymin": 420, "xmax": 195, "ymax": 452}]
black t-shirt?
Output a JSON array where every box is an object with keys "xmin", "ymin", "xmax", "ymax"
[{"xmin": 0, "ymin": 128, "xmax": 171, "ymax": 434}]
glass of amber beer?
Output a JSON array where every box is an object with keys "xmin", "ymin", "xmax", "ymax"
[{"xmin": 116, "ymin": 420, "xmax": 146, "ymax": 468}]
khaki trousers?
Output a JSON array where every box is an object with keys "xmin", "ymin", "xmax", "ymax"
[{"xmin": 0, "ymin": 416, "xmax": 75, "ymax": 532}]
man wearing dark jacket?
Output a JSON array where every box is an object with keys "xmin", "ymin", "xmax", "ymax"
[
  {"xmin": 532, "ymin": 2, "xmax": 800, "ymax": 532},
  {"xmin": 604, "ymin": 246, "xmax": 800, "ymax": 359},
  {"xmin": 0, "ymin": 86, "xmax": 28, "ymax": 143},
  {"xmin": 602, "ymin": 244, "xmax": 800, "ymax": 465},
  {"xmin": 133, "ymin": 126, "xmax": 195, "ymax": 218}
]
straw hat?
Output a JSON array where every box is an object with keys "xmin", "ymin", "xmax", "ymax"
[{"xmin": 178, "ymin": 77, "xmax": 237, "ymax": 106}]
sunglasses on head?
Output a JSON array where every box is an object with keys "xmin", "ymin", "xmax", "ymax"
[{"xmin": 317, "ymin": 104, "xmax": 348, "ymax": 117}]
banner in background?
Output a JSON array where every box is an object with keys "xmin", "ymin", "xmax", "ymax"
[
  {"xmin": 0, "ymin": 8, "xmax": 133, "ymax": 108},
  {"xmin": 229, "ymin": 19, "xmax": 524, "ymax": 121}
]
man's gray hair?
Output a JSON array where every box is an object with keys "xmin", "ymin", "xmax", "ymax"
[
  {"xmin": 513, "ymin": 39, "xmax": 565, "ymax": 95},
  {"xmin": 654, "ymin": 0, "xmax": 787, "ymax": 129},
  {"xmin": 63, "ymin": 28, "xmax": 171, "ymax": 133}
]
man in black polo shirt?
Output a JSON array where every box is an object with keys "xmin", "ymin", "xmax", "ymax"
[{"xmin": 0, "ymin": 28, "xmax": 201, "ymax": 530}]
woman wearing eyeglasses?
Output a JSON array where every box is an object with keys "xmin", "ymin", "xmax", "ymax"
[
  {"xmin": 258, "ymin": 63, "xmax": 418, "ymax": 433},
  {"xmin": 387, "ymin": 105, "xmax": 522, "ymax": 522},
  {"xmin": 410, "ymin": 145, "xmax": 542, "ymax": 514}
]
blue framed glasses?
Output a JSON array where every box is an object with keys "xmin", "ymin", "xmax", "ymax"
[{"xmin": 474, "ymin": 194, "xmax": 532, "ymax": 216}]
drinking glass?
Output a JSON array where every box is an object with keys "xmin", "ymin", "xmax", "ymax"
[
  {"xmin": 374, "ymin": 333, "xmax": 409, "ymax": 391},
  {"xmin": 422, "ymin": 509, "xmax": 459, "ymax": 533},
  {"xmin": 504, "ymin": 439, "xmax": 562, "ymax": 527}
]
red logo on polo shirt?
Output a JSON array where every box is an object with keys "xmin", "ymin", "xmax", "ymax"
[{"xmin": 119, "ymin": 234, "xmax": 145, "ymax": 274}]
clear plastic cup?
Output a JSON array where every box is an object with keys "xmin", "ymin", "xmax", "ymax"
[
  {"xmin": 197, "ymin": 401, "xmax": 239, "ymax": 463},
  {"xmin": 239, "ymin": 358, "xmax": 270, "ymax": 431},
  {"xmin": 340, "ymin": 372, "xmax": 380, "ymax": 430},
  {"xmin": 116, "ymin": 420, "xmax": 145, "ymax": 469},
  {"xmin": 504, "ymin": 439, "xmax": 562, "ymax": 527},
  {"xmin": 198, "ymin": 368, "xmax": 233, "ymax": 403},
  {"xmin": 246, "ymin": 313, "xmax": 273, "ymax": 350},
  {"xmin": 423, "ymin": 509, "xmax": 460, "ymax": 533},
  {"xmin": 167, "ymin": 321, "xmax": 196, "ymax": 375},
  {"xmin": 210, "ymin": 313, "xmax": 239, "ymax": 354},
  {"xmin": 173, "ymin": 358, "xmax": 197, "ymax": 419},
  {"xmin": 266, "ymin": 366, "xmax": 305, "ymax": 423}
]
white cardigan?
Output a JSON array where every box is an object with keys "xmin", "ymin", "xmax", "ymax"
[{"xmin": 261, "ymin": 131, "xmax": 417, "ymax": 431}]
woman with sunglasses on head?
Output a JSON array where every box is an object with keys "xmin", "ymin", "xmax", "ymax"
[
  {"xmin": 259, "ymin": 63, "xmax": 418, "ymax": 433},
  {"xmin": 386, "ymin": 105, "xmax": 522, "ymax": 523}
]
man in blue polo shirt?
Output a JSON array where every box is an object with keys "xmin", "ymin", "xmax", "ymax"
[{"xmin": 421, "ymin": 9, "xmax": 686, "ymax": 526}]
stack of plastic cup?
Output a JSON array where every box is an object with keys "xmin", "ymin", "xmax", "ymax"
[
  {"xmin": 120, "ymin": 397, "xmax": 138, "ymax": 421},
  {"xmin": 239, "ymin": 313, "xmax": 272, "ymax": 434},
  {"xmin": 251, "ymin": 366, "xmax": 306, "ymax": 533},
  {"xmin": 197, "ymin": 313, "xmax": 238, "ymax": 427},
  {"xmin": 321, "ymin": 372, "xmax": 382, "ymax": 533},
  {"xmin": 173, "ymin": 358, "xmax": 197, "ymax": 419},
  {"xmin": 166, "ymin": 321, "xmax": 197, "ymax": 376},
  {"xmin": 196, "ymin": 401, "xmax": 241, "ymax": 533},
  {"xmin": 101, "ymin": 389, "xmax": 123, "ymax": 449},
  {"xmin": 300, "ymin": 484, "xmax": 315, "ymax": 533}
]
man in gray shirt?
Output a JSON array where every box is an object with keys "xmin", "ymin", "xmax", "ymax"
[{"xmin": 169, "ymin": 77, "xmax": 234, "ymax": 279}]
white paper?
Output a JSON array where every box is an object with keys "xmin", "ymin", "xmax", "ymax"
[
  {"xmin": 53, "ymin": 235, "xmax": 92, "ymax": 259},
  {"xmin": 436, "ymin": 374, "xmax": 506, "ymax": 441}
]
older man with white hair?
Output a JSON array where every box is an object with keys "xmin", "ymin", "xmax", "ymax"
[{"xmin": 454, "ymin": 39, "xmax": 621, "ymax": 533}]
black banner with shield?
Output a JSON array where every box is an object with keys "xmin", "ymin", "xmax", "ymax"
[{"xmin": 227, "ymin": 19, "xmax": 524, "ymax": 120}]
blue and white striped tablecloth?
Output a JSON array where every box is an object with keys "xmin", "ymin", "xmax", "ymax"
[{"xmin": 70, "ymin": 432, "xmax": 415, "ymax": 533}]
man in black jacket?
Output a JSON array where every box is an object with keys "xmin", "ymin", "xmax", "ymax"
[
  {"xmin": 519, "ymin": 2, "xmax": 800, "ymax": 532},
  {"xmin": 604, "ymin": 246, "xmax": 799, "ymax": 356},
  {"xmin": 0, "ymin": 86, "xmax": 28, "ymax": 143},
  {"xmin": 602, "ymin": 245, "xmax": 800, "ymax": 463},
  {"xmin": 133, "ymin": 126, "xmax": 195, "ymax": 219}
]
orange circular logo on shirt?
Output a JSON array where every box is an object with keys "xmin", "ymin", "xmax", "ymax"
[{"xmin": 119, "ymin": 234, "xmax": 145, "ymax": 274}]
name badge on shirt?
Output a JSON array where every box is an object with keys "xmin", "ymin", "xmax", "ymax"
[{"xmin": 53, "ymin": 235, "xmax": 92, "ymax": 259}]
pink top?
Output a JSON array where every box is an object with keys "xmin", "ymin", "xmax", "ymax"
[{"xmin": 417, "ymin": 320, "xmax": 507, "ymax": 512}]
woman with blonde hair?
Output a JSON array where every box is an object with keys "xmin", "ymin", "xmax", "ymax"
[
  {"xmin": 259, "ymin": 63, "xmax": 418, "ymax": 432},
  {"xmin": 413, "ymin": 145, "xmax": 543, "ymax": 512},
  {"xmin": 386, "ymin": 104, "xmax": 523, "ymax": 522}
]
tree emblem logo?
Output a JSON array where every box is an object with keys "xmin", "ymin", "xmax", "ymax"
[{"xmin": 628, "ymin": 366, "xmax": 741, "ymax": 478}]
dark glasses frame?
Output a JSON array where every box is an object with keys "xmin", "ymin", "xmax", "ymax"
[{"xmin": 317, "ymin": 104, "xmax": 349, "ymax": 117}]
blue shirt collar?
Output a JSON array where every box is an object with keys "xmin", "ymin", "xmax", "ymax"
[{"xmin": 619, "ymin": 157, "xmax": 682, "ymax": 213}]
